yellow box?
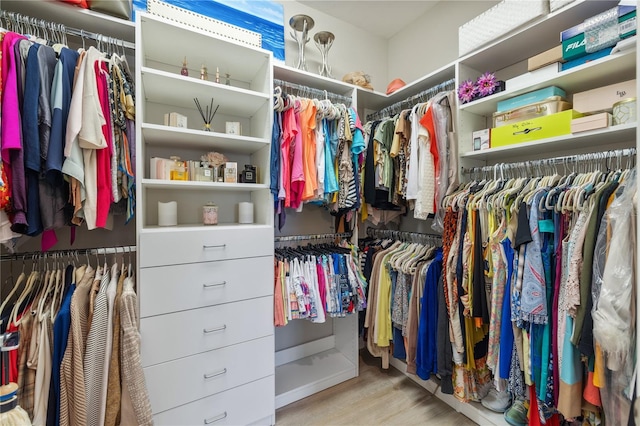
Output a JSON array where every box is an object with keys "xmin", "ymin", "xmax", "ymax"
[{"xmin": 490, "ymin": 109, "xmax": 583, "ymax": 148}]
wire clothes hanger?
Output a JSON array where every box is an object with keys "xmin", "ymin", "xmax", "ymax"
[
  {"xmin": 0, "ymin": 10, "xmax": 135, "ymax": 50},
  {"xmin": 273, "ymin": 78, "xmax": 352, "ymax": 106},
  {"xmin": 366, "ymin": 78, "xmax": 456, "ymax": 122}
]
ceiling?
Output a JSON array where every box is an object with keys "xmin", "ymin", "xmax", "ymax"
[{"xmin": 297, "ymin": 1, "xmax": 441, "ymax": 39}]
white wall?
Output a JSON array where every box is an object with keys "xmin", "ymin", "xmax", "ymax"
[
  {"xmin": 276, "ymin": 0, "xmax": 389, "ymax": 92},
  {"xmin": 387, "ymin": 0, "xmax": 500, "ymax": 84}
]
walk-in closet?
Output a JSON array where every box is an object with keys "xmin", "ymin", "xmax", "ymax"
[{"xmin": 0, "ymin": 0, "xmax": 638, "ymax": 425}]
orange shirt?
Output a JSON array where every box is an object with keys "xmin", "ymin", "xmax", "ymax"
[{"xmin": 300, "ymin": 99, "xmax": 318, "ymax": 201}]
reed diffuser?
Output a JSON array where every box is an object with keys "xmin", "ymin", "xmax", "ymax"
[{"xmin": 194, "ymin": 97, "xmax": 219, "ymax": 132}]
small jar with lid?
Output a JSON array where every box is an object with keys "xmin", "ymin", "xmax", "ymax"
[
  {"xmin": 202, "ymin": 202, "xmax": 218, "ymax": 225},
  {"xmin": 169, "ymin": 156, "xmax": 188, "ymax": 181},
  {"xmin": 613, "ymin": 98, "xmax": 637, "ymax": 126}
]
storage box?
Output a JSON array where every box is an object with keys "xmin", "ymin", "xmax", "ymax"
[
  {"xmin": 473, "ymin": 129, "xmax": 490, "ymax": 151},
  {"xmin": 570, "ymin": 112, "xmax": 612, "ymax": 133},
  {"xmin": 493, "ymin": 97, "xmax": 571, "ymax": 127},
  {"xmin": 491, "ymin": 109, "xmax": 583, "ymax": 148},
  {"xmin": 562, "ymin": 7, "xmax": 636, "ymax": 61},
  {"xmin": 163, "ymin": 112, "xmax": 188, "ymax": 128},
  {"xmin": 528, "ymin": 45, "xmax": 564, "ymax": 71},
  {"xmin": 225, "ymin": 122, "xmax": 242, "ymax": 135},
  {"xmin": 459, "ymin": 0, "xmax": 549, "ymax": 56},
  {"xmin": 572, "ymin": 79, "xmax": 636, "ymax": 113},
  {"xmin": 497, "ymin": 86, "xmax": 566, "ymax": 112},
  {"xmin": 560, "ymin": 47, "xmax": 613, "ymax": 71}
]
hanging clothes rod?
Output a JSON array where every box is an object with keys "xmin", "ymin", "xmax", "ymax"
[
  {"xmin": 274, "ymin": 232, "xmax": 352, "ymax": 243},
  {"xmin": 365, "ymin": 228, "xmax": 442, "ymax": 242},
  {"xmin": 461, "ymin": 147, "xmax": 637, "ymax": 178},
  {"xmin": 0, "ymin": 245, "xmax": 136, "ymax": 261},
  {"xmin": 367, "ymin": 77, "xmax": 456, "ymax": 122},
  {"xmin": 274, "ymin": 78, "xmax": 353, "ymax": 105},
  {"xmin": 0, "ymin": 10, "xmax": 136, "ymax": 50}
]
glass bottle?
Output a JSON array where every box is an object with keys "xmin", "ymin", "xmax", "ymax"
[
  {"xmin": 200, "ymin": 64, "xmax": 208, "ymax": 81},
  {"xmin": 169, "ymin": 156, "xmax": 188, "ymax": 181},
  {"xmin": 196, "ymin": 161, "xmax": 214, "ymax": 182},
  {"xmin": 181, "ymin": 57, "xmax": 189, "ymax": 76}
]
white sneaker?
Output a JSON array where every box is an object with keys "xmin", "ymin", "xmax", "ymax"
[{"xmin": 482, "ymin": 387, "xmax": 512, "ymax": 413}]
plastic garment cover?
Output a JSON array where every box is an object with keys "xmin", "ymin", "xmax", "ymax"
[
  {"xmin": 592, "ymin": 170, "xmax": 636, "ymax": 425},
  {"xmin": 592, "ymin": 170, "xmax": 636, "ymax": 364},
  {"xmin": 430, "ymin": 92, "xmax": 450, "ymax": 233}
]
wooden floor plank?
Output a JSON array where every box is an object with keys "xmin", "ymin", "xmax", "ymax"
[{"xmin": 276, "ymin": 351, "xmax": 479, "ymax": 425}]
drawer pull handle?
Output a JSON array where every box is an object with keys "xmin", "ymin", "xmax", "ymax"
[
  {"xmin": 203, "ymin": 281, "xmax": 226, "ymax": 289},
  {"xmin": 204, "ymin": 412, "xmax": 227, "ymax": 424},
  {"xmin": 203, "ymin": 368, "xmax": 227, "ymax": 380},
  {"xmin": 203, "ymin": 244, "xmax": 226, "ymax": 250},
  {"xmin": 203, "ymin": 325, "xmax": 227, "ymax": 334}
]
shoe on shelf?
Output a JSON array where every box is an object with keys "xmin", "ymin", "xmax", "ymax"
[
  {"xmin": 504, "ymin": 399, "xmax": 529, "ymax": 426},
  {"xmin": 482, "ymin": 387, "xmax": 512, "ymax": 413},
  {"xmin": 478, "ymin": 380, "xmax": 493, "ymax": 400}
]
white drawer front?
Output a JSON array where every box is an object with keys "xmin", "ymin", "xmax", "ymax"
[
  {"xmin": 139, "ymin": 226, "xmax": 273, "ymax": 267},
  {"xmin": 141, "ymin": 296, "xmax": 273, "ymax": 366},
  {"xmin": 153, "ymin": 375, "xmax": 275, "ymax": 426},
  {"xmin": 139, "ymin": 256, "xmax": 273, "ymax": 317},
  {"xmin": 145, "ymin": 336, "xmax": 274, "ymax": 413}
]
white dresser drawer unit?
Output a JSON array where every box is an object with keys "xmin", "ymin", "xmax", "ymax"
[
  {"xmin": 139, "ymin": 226, "xmax": 273, "ymax": 268},
  {"xmin": 139, "ymin": 256, "xmax": 273, "ymax": 317},
  {"xmin": 140, "ymin": 296, "xmax": 273, "ymax": 366},
  {"xmin": 152, "ymin": 375, "xmax": 275, "ymax": 426},
  {"xmin": 145, "ymin": 335, "xmax": 274, "ymax": 413}
]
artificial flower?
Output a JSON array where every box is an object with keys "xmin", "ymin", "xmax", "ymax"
[
  {"xmin": 476, "ymin": 72, "xmax": 497, "ymax": 97},
  {"xmin": 202, "ymin": 151, "xmax": 228, "ymax": 167},
  {"xmin": 457, "ymin": 79, "xmax": 476, "ymax": 104}
]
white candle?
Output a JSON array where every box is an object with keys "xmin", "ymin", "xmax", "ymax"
[
  {"xmin": 238, "ymin": 202, "xmax": 254, "ymax": 224},
  {"xmin": 158, "ymin": 201, "xmax": 178, "ymax": 226}
]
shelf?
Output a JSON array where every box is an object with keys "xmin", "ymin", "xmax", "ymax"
[
  {"xmin": 458, "ymin": 0, "xmax": 620, "ymax": 72},
  {"xmin": 141, "ymin": 179, "xmax": 269, "ymax": 191},
  {"xmin": 460, "ymin": 50, "xmax": 636, "ymax": 116},
  {"xmin": 1, "ymin": 0, "xmax": 135, "ymax": 44},
  {"xmin": 273, "ymin": 64, "xmax": 356, "ymax": 97},
  {"xmin": 140, "ymin": 223, "xmax": 272, "ymax": 233},
  {"xmin": 140, "ymin": 68, "xmax": 269, "ymax": 116},
  {"xmin": 359, "ymin": 61, "xmax": 457, "ymax": 112},
  {"xmin": 275, "ymin": 348, "xmax": 357, "ymax": 409},
  {"xmin": 139, "ymin": 13, "xmax": 271, "ymax": 84},
  {"xmin": 141, "ymin": 123, "xmax": 269, "ymax": 154},
  {"xmin": 461, "ymin": 123, "xmax": 637, "ymax": 161}
]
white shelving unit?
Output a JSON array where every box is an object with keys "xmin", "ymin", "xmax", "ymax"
[{"xmin": 136, "ymin": 12, "xmax": 275, "ymax": 425}]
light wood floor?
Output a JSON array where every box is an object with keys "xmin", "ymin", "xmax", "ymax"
[{"xmin": 276, "ymin": 351, "xmax": 478, "ymax": 426}]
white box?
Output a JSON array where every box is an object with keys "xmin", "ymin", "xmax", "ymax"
[
  {"xmin": 573, "ymin": 79, "xmax": 637, "ymax": 114},
  {"xmin": 225, "ymin": 122, "xmax": 242, "ymax": 135},
  {"xmin": 459, "ymin": 0, "xmax": 549, "ymax": 57},
  {"xmin": 147, "ymin": 0, "xmax": 261, "ymax": 49},
  {"xmin": 224, "ymin": 162, "xmax": 238, "ymax": 183},
  {"xmin": 473, "ymin": 129, "xmax": 491, "ymax": 151},
  {"xmin": 163, "ymin": 112, "xmax": 187, "ymax": 128}
]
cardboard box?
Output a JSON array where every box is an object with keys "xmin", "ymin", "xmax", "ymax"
[
  {"xmin": 472, "ymin": 129, "xmax": 490, "ymax": 151},
  {"xmin": 570, "ymin": 112, "xmax": 612, "ymax": 133},
  {"xmin": 491, "ymin": 109, "xmax": 583, "ymax": 148},
  {"xmin": 497, "ymin": 86, "xmax": 566, "ymax": 112},
  {"xmin": 528, "ymin": 45, "xmax": 564, "ymax": 71},
  {"xmin": 572, "ymin": 79, "xmax": 636, "ymax": 113},
  {"xmin": 224, "ymin": 162, "xmax": 238, "ymax": 183},
  {"xmin": 562, "ymin": 7, "xmax": 636, "ymax": 61}
]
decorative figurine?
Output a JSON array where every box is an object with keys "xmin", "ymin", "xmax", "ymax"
[
  {"xmin": 215, "ymin": 67, "xmax": 220, "ymax": 84},
  {"xmin": 225, "ymin": 73, "xmax": 231, "ymax": 85},
  {"xmin": 200, "ymin": 64, "xmax": 208, "ymax": 80},
  {"xmin": 289, "ymin": 14, "xmax": 314, "ymax": 71},
  {"xmin": 314, "ymin": 31, "xmax": 335, "ymax": 78}
]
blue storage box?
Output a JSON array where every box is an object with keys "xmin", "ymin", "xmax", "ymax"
[{"xmin": 497, "ymin": 86, "xmax": 567, "ymax": 112}]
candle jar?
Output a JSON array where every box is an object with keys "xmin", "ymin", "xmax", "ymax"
[{"xmin": 202, "ymin": 202, "xmax": 218, "ymax": 225}]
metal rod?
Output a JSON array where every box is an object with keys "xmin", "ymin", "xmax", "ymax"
[
  {"xmin": 0, "ymin": 10, "xmax": 135, "ymax": 50},
  {"xmin": 461, "ymin": 147, "xmax": 637, "ymax": 176},
  {"xmin": 367, "ymin": 78, "xmax": 456, "ymax": 122},
  {"xmin": 274, "ymin": 232, "xmax": 352, "ymax": 243},
  {"xmin": 365, "ymin": 228, "xmax": 442, "ymax": 243},
  {"xmin": 274, "ymin": 78, "xmax": 352, "ymax": 105},
  {"xmin": 0, "ymin": 245, "xmax": 137, "ymax": 261}
]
